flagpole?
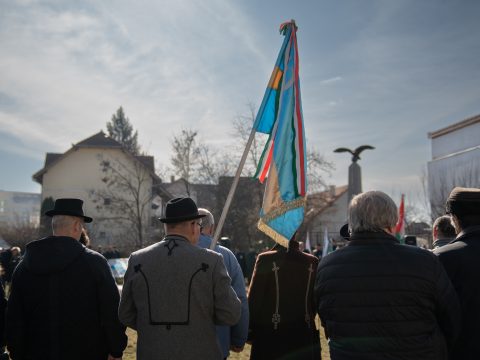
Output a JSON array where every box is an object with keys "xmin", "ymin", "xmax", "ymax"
[{"xmin": 210, "ymin": 126, "xmax": 257, "ymax": 249}]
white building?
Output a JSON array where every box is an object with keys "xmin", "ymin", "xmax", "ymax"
[
  {"xmin": 0, "ymin": 190, "xmax": 41, "ymax": 226},
  {"xmin": 33, "ymin": 131, "xmax": 171, "ymax": 251},
  {"xmin": 427, "ymin": 114, "xmax": 480, "ymax": 217}
]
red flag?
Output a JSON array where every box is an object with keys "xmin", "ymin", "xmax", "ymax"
[{"xmin": 394, "ymin": 194, "xmax": 405, "ymax": 243}]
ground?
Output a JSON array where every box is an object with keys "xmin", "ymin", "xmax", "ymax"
[{"xmin": 124, "ymin": 322, "xmax": 331, "ymax": 360}]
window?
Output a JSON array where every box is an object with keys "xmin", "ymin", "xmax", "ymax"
[{"xmin": 104, "ymin": 198, "xmax": 111, "ymax": 206}]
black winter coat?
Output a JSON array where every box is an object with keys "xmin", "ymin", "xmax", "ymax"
[
  {"xmin": 6, "ymin": 236, "xmax": 127, "ymax": 360},
  {"xmin": 315, "ymin": 231, "xmax": 461, "ymax": 360},
  {"xmin": 434, "ymin": 225, "xmax": 480, "ymax": 360}
]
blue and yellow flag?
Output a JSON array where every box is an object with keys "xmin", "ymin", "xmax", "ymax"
[{"xmin": 254, "ymin": 20, "xmax": 307, "ymax": 246}]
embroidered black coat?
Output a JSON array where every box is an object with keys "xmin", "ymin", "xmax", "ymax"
[{"xmin": 248, "ymin": 242, "xmax": 320, "ymax": 360}]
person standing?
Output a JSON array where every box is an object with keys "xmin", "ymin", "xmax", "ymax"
[
  {"xmin": 248, "ymin": 236, "xmax": 321, "ymax": 360},
  {"xmin": 432, "ymin": 215, "xmax": 456, "ymax": 249},
  {"xmin": 315, "ymin": 191, "xmax": 461, "ymax": 360},
  {"xmin": 197, "ymin": 208, "xmax": 249, "ymax": 358},
  {"xmin": 434, "ymin": 187, "xmax": 480, "ymax": 359},
  {"xmin": 119, "ymin": 197, "xmax": 241, "ymax": 360},
  {"xmin": 6, "ymin": 198, "xmax": 127, "ymax": 360}
]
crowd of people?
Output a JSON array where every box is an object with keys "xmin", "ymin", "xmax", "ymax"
[{"xmin": 0, "ymin": 187, "xmax": 479, "ymax": 359}]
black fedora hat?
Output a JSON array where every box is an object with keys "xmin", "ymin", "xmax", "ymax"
[
  {"xmin": 45, "ymin": 198, "xmax": 93, "ymax": 223},
  {"xmin": 160, "ymin": 197, "xmax": 206, "ymax": 224}
]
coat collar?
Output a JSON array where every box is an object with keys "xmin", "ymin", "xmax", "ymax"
[
  {"xmin": 348, "ymin": 231, "xmax": 400, "ymax": 246},
  {"xmin": 455, "ymin": 225, "xmax": 480, "ymax": 242}
]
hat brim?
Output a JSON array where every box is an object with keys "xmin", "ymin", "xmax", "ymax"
[
  {"xmin": 45, "ymin": 210, "xmax": 93, "ymax": 223},
  {"xmin": 160, "ymin": 213, "xmax": 206, "ymax": 224}
]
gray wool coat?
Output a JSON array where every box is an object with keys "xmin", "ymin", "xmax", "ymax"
[{"xmin": 119, "ymin": 235, "xmax": 241, "ymax": 360}]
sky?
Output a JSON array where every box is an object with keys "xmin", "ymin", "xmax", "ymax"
[{"xmin": 1, "ymin": 0, "xmax": 480, "ymax": 210}]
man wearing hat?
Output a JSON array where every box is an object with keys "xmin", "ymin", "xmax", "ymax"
[
  {"xmin": 119, "ymin": 197, "xmax": 241, "ymax": 360},
  {"xmin": 434, "ymin": 187, "xmax": 480, "ymax": 359},
  {"xmin": 6, "ymin": 198, "xmax": 127, "ymax": 360}
]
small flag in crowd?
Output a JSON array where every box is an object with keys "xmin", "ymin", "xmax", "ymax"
[
  {"xmin": 394, "ymin": 194, "xmax": 405, "ymax": 243},
  {"xmin": 254, "ymin": 20, "xmax": 307, "ymax": 247},
  {"xmin": 305, "ymin": 231, "xmax": 312, "ymax": 252},
  {"xmin": 322, "ymin": 227, "xmax": 330, "ymax": 256}
]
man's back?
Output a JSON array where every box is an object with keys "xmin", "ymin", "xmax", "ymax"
[
  {"xmin": 119, "ymin": 235, "xmax": 241, "ymax": 360},
  {"xmin": 315, "ymin": 232, "xmax": 460, "ymax": 360},
  {"xmin": 434, "ymin": 226, "xmax": 480, "ymax": 359},
  {"xmin": 6, "ymin": 236, "xmax": 127, "ymax": 360},
  {"xmin": 248, "ymin": 243, "xmax": 320, "ymax": 360}
]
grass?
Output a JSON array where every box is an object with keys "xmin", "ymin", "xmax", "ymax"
[{"xmin": 124, "ymin": 320, "xmax": 330, "ymax": 360}]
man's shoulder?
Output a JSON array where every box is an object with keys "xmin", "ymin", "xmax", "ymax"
[{"xmin": 83, "ymin": 247, "xmax": 110, "ymax": 268}]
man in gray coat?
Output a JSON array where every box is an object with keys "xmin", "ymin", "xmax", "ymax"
[{"xmin": 119, "ymin": 197, "xmax": 241, "ymax": 360}]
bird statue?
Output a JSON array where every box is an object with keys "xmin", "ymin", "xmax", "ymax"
[{"xmin": 334, "ymin": 145, "xmax": 375, "ymax": 163}]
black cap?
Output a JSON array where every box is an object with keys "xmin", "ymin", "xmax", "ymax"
[
  {"xmin": 446, "ymin": 187, "xmax": 480, "ymax": 216},
  {"xmin": 340, "ymin": 223, "xmax": 350, "ymax": 240}
]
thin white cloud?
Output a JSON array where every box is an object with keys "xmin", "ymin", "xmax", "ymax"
[{"xmin": 320, "ymin": 76, "xmax": 342, "ymax": 85}]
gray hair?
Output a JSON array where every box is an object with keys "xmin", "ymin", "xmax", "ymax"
[
  {"xmin": 198, "ymin": 208, "xmax": 214, "ymax": 228},
  {"xmin": 348, "ymin": 191, "xmax": 398, "ymax": 233},
  {"xmin": 52, "ymin": 215, "xmax": 77, "ymax": 233}
]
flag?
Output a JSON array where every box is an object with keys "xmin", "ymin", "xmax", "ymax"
[
  {"xmin": 322, "ymin": 227, "xmax": 330, "ymax": 256},
  {"xmin": 254, "ymin": 20, "xmax": 307, "ymax": 247},
  {"xmin": 305, "ymin": 231, "xmax": 312, "ymax": 252},
  {"xmin": 394, "ymin": 194, "xmax": 405, "ymax": 243}
]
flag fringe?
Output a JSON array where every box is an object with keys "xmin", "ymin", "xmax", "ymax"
[
  {"xmin": 261, "ymin": 197, "xmax": 306, "ymax": 223},
  {"xmin": 257, "ymin": 218, "xmax": 289, "ymax": 247}
]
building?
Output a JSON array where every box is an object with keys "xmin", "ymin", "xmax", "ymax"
[
  {"xmin": 33, "ymin": 131, "xmax": 171, "ymax": 252},
  {"xmin": 162, "ymin": 176, "xmax": 265, "ymax": 251},
  {"xmin": 298, "ymin": 185, "xmax": 349, "ymax": 249},
  {"xmin": 428, "ymin": 114, "xmax": 480, "ymax": 218},
  {"xmin": 0, "ymin": 190, "xmax": 41, "ymax": 226}
]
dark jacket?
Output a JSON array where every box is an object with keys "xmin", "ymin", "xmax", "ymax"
[
  {"xmin": 248, "ymin": 241, "xmax": 320, "ymax": 360},
  {"xmin": 6, "ymin": 236, "xmax": 127, "ymax": 360},
  {"xmin": 434, "ymin": 225, "xmax": 480, "ymax": 360},
  {"xmin": 315, "ymin": 231, "xmax": 461, "ymax": 360}
]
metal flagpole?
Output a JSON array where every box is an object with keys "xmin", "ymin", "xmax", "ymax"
[{"xmin": 210, "ymin": 126, "xmax": 257, "ymax": 250}]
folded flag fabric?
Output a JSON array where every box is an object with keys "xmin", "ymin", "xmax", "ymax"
[{"xmin": 254, "ymin": 20, "xmax": 307, "ymax": 246}]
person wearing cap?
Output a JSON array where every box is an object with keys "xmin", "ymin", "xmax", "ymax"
[
  {"xmin": 247, "ymin": 234, "xmax": 321, "ymax": 360},
  {"xmin": 6, "ymin": 198, "xmax": 127, "ymax": 360},
  {"xmin": 119, "ymin": 197, "xmax": 241, "ymax": 360},
  {"xmin": 315, "ymin": 191, "xmax": 461, "ymax": 360},
  {"xmin": 434, "ymin": 187, "xmax": 480, "ymax": 359},
  {"xmin": 196, "ymin": 208, "xmax": 249, "ymax": 358},
  {"xmin": 431, "ymin": 215, "xmax": 456, "ymax": 249}
]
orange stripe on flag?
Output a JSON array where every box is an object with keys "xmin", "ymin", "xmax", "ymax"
[{"xmin": 267, "ymin": 67, "xmax": 283, "ymax": 90}]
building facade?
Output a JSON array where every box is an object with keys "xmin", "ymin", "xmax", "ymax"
[
  {"xmin": 0, "ymin": 190, "xmax": 41, "ymax": 226},
  {"xmin": 33, "ymin": 132, "xmax": 171, "ymax": 252},
  {"xmin": 428, "ymin": 114, "xmax": 480, "ymax": 218}
]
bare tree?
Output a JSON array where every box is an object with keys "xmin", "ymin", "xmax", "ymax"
[
  {"xmin": 429, "ymin": 161, "xmax": 480, "ymax": 219},
  {"xmin": 231, "ymin": 103, "xmax": 268, "ymax": 176},
  {"xmin": 307, "ymin": 147, "xmax": 334, "ymax": 193},
  {"xmin": 91, "ymin": 154, "xmax": 155, "ymax": 250},
  {"xmin": 0, "ymin": 217, "xmax": 39, "ymax": 250},
  {"xmin": 170, "ymin": 129, "xmax": 199, "ymax": 194}
]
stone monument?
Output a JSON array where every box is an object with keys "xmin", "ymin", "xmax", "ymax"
[{"xmin": 334, "ymin": 145, "xmax": 375, "ymax": 203}]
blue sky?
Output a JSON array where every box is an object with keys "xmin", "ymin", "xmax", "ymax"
[{"xmin": 1, "ymin": 0, "xmax": 479, "ymax": 209}]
